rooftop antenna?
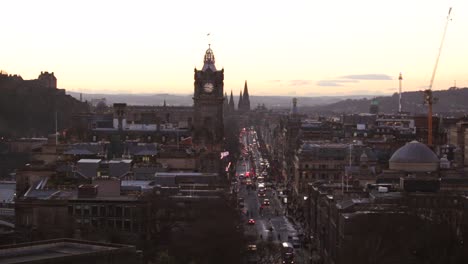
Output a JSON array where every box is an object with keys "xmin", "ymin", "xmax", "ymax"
[
  {"xmin": 398, "ymin": 73, "xmax": 403, "ymax": 113},
  {"xmin": 424, "ymin": 7, "xmax": 452, "ymax": 146}
]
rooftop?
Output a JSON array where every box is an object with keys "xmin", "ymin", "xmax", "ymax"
[
  {"xmin": 77, "ymin": 159, "xmax": 101, "ymax": 164},
  {"xmin": 0, "ymin": 238, "xmax": 137, "ymax": 264}
]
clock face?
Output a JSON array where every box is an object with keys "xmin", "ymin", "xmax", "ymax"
[{"xmin": 203, "ymin": 82, "xmax": 214, "ymax": 93}]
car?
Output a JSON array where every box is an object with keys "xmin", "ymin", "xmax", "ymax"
[
  {"xmin": 247, "ymin": 244, "xmax": 257, "ymax": 251},
  {"xmin": 263, "ymin": 199, "xmax": 270, "ymax": 206},
  {"xmin": 248, "ymin": 219, "xmax": 256, "ymax": 225},
  {"xmin": 291, "ymin": 236, "xmax": 301, "ymax": 248}
]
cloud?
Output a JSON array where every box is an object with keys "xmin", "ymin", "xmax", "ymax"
[
  {"xmin": 340, "ymin": 74, "xmax": 393, "ymax": 80},
  {"xmin": 316, "ymin": 79, "xmax": 359, "ymax": 87},
  {"xmin": 289, "ymin": 80, "xmax": 312, "ymax": 86}
]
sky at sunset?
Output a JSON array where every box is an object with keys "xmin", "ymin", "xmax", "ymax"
[{"xmin": 1, "ymin": 0, "xmax": 466, "ymax": 96}]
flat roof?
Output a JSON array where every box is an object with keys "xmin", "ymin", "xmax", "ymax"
[
  {"xmin": 0, "ymin": 238, "xmax": 136, "ymax": 264},
  {"xmin": 108, "ymin": 159, "xmax": 132, "ymax": 164},
  {"xmin": 77, "ymin": 159, "xmax": 101, "ymax": 163}
]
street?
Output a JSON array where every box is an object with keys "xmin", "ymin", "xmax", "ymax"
[{"xmin": 235, "ymin": 128, "xmax": 309, "ymax": 264}]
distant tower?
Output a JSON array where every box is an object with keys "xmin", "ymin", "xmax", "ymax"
[
  {"xmin": 229, "ymin": 90, "xmax": 235, "ymax": 112},
  {"xmin": 238, "ymin": 90, "xmax": 243, "ymax": 112},
  {"xmin": 398, "ymin": 73, "xmax": 403, "ymax": 113},
  {"xmin": 113, "ymin": 103, "xmax": 127, "ymax": 131},
  {"xmin": 369, "ymin": 98, "xmax": 379, "ymax": 114},
  {"xmin": 292, "ymin": 98, "xmax": 298, "ymax": 115},
  {"xmin": 242, "ymin": 80, "xmax": 251, "ymax": 111}
]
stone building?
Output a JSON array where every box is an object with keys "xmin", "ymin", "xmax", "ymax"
[{"xmin": 304, "ymin": 140, "xmax": 468, "ymax": 264}]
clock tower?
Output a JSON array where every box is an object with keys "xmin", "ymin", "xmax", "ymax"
[{"xmin": 193, "ymin": 45, "xmax": 224, "ymax": 151}]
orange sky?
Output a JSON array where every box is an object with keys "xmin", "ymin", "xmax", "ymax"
[{"xmin": 1, "ymin": 0, "xmax": 466, "ymax": 96}]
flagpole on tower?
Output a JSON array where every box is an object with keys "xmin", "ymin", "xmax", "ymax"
[{"xmin": 207, "ymin": 33, "xmax": 211, "ymax": 47}]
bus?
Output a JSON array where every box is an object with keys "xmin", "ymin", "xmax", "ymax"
[{"xmin": 281, "ymin": 242, "xmax": 294, "ymax": 264}]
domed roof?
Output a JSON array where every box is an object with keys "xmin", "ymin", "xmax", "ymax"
[{"xmin": 389, "ymin": 141, "xmax": 439, "ymax": 172}]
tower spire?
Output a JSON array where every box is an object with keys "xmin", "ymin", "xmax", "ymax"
[
  {"xmin": 229, "ymin": 90, "xmax": 235, "ymax": 112},
  {"xmin": 238, "ymin": 90, "xmax": 243, "ymax": 111},
  {"xmin": 243, "ymin": 80, "xmax": 250, "ymax": 111}
]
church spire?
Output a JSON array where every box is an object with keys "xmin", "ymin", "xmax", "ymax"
[
  {"xmin": 229, "ymin": 90, "xmax": 235, "ymax": 112},
  {"xmin": 238, "ymin": 90, "xmax": 243, "ymax": 111},
  {"xmin": 243, "ymin": 80, "xmax": 250, "ymax": 111}
]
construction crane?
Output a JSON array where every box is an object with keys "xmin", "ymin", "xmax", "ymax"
[{"xmin": 424, "ymin": 7, "xmax": 452, "ymax": 146}]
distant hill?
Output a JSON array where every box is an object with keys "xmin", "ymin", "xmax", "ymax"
[
  {"xmin": 0, "ymin": 73, "xmax": 88, "ymax": 137},
  {"xmin": 301, "ymin": 87, "xmax": 468, "ymax": 116},
  {"xmin": 67, "ymin": 91, "xmax": 371, "ymax": 108}
]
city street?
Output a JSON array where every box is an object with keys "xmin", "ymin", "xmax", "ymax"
[{"xmin": 236, "ymin": 128, "xmax": 309, "ymax": 264}]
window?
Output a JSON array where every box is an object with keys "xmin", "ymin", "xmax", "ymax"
[
  {"xmin": 74, "ymin": 205, "xmax": 81, "ymax": 215},
  {"xmin": 100, "ymin": 218, "xmax": 106, "ymax": 227},
  {"xmin": 83, "ymin": 205, "xmax": 90, "ymax": 216},
  {"xmin": 100, "ymin": 206, "xmax": 106, "ymax": 217},
  {"xmin": 124, "ymin": 220, "xmax": 131, "ymax": 231},
  {"xmin": 116, "ymin": 206, "xmax": 122, "ymax": 217},
  {"xmin": 124, "ymin": 207, "xmax": 131, "ymax": 218},
  {"xmin": 108, "ymin": 205, "xmax": 114, "ymax": 217},
  {"xmin": 116, "ymin": 220, "xmax": 122, "ymax": 229},
  {"xmin": 107, "ymin": 219, "xmax": 114, "ymax": 228},
  {"xmin": 91, "ymin": 206, "xmax": 98, "ymax": 216}
]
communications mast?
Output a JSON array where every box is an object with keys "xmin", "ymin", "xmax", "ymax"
[{"xmin": 398, "ymin": 73, "xmax": 403, "ymax": 113}]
